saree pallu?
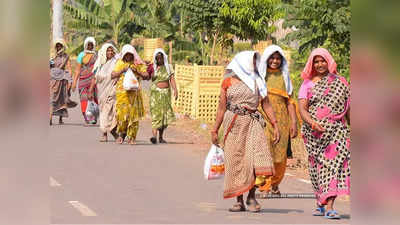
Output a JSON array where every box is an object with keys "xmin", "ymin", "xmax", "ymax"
[
  {"xmin": 222, "ymin": 78, "xmax": 274, "ymax": 199},
  {"xmin": 78, "ymin": 53, "xmax": 98, "ymax": 119},
  {"xmin": 150, "ymin": 65, "xmax": 176, "ymax": 129},
  {"xmin": 96, "ymin": 58, "xmax": 118, "ymax": 133},
  {"xmin": 301, "ymin": 74, "xmax": 350, "ymax": 205},
  {"xmin": 258, "ymin": 71, "xmax": 294, "ymax": 192},
  {"xmin": 115, "ymin": 61, "xmax": 146, "ymax": 140}
]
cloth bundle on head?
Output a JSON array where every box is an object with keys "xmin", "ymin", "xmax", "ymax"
[
  {"xmin": 53, "ymin": 38, "xmax": 66, "ymax": 55},
  {"xmin": 258, "ymin": 45, "xmax": 293, "ymax": 95},
  {"xmin": 120, "ymin": 44, "xmax": 144, "ymax": 65},
  {"xmin": 226, "ymin": 51, "xmax": 267, "ymax": 98},
  {"xmin": 84, "ymin": 37, "xmax": 96, "ymax": 54},
  {"xmin": 301, "ymin": 48, "xmax": 337, "ymax": 80},
  {"xmin": 152, "ymin": 48, "xmax": 171, "ymax": 77},
  {"xmin": 92, "ymin": 43, "xmax": 118, "ymax": 73}
]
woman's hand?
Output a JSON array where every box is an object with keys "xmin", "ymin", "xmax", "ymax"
[
  {"xmin": 272, "ymin": 126, "xmax": 280, "ymax": 145},
  {"xmin": 211, "ymin": 131, "xmax": 219, "ymax": 146},
  {"xmin": 87, "ymin": 90, "xmax": 94, "ymax": 100},
  {"xmin": 311, "ymin": 121, "xmax": 325, "ymax": 132},
  {"xmin": 173, "ymin": 89, "xmax": 178, "ymax": 100},
  {"xmin": 71, "ymin": 82, "xmax": 77, "ymax": 92},
  {"xmin": 290, "ymin": 122, "xmax": 298, "ymax": 138}
]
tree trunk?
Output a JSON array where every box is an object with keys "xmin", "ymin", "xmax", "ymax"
[
  {"xmin": 52, "ymin": 0, "xmax": 64, "ymax": 41},
  {"xmin": 169, "ymin": 41, "xmax": 173, "ymax": 64},
  {"xmin": 210, "ymin": 32, "xmax": 218, "ymax": 65}
]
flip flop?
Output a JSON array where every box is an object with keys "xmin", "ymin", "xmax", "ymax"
[
  {"xmin": 246, "ymin": 199, "xmax": 261, "ymax": 212},
  {"xmin": 324, "ymin": 210, "xmax": 341, "ymax": 219},
  {"xmin": 228, "ymin": 202, "xmax": 246, "ymax": 212},
  {"xmin": 312, "ymin": 206, "xmax": 325, "ymax": 216}
]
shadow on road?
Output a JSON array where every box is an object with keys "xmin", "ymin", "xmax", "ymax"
[{"xmin": 259, "ymin": 208, "xmax": 304, "ymax": 214}]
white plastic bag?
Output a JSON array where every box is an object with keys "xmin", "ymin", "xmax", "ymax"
[
  {"xmin": 123, "ymin": 68, "xmax": 139, "ymax": 91},
  {"xmin": 85, "ymin": 100, "xmax": 99, "ymax": 121},
  {"xmin": 204, "ymin": 145, "xmax": 225, "ymax": 180}
]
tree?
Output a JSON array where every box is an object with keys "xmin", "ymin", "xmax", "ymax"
[
  {"xmin": 64, "ymin": 0, "xmax": 143, "ymax": 48},
  {"xmin": 219, "ymin": 0, "xmax": 284, "ymax": 43},
  {"xmin": 52, "ymin": 0, "xmax": 64, "ymax": 41},
  {"xmin": 282, "ymin": 0, "xmax": 350, "ymax": 78}
]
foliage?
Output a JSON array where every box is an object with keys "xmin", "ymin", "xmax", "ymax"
[
  {"xmin": 232, "ymin": 42, "xmax": 253, "ymax": 54},
  {"xmin": 282, "ymin": 0, "xmax": 350, "ymax": 79},
  {"xmin": 219, "ymin": 0, "xmax": 284, "ymax": 43}
]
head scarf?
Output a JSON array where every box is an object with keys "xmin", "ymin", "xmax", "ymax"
[
  {"xmin": 301, "ymin": 48, "xmax": 337, "ymax": 80},
  {"xmin": 258, "ymin": 45, "xmax": 293, "ymax": 95},
  {"xmin": 84, "ymin": 37, "xmax": 96, "ymax": 54},
  {"xmin": 152, "ymin": 48, "xmax": 171, "ymax": 76},
  {"xmin": 53, "ymin": 38, "xmax": 66, "ymax": 56},
  {"xmin": 226, "ymin": 51, "xmax": 267, "ymax": 98},
  {"xmin": 92, "ymin": 43, "xmax": 118, "ymax": 73},
  {"xmin": 120, "ymin": 44, "xmax": 144, "ymax": 65}
]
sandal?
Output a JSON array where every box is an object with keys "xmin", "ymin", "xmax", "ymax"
[
  {"xmin": 271, "ymin": 187, "xmax": 281, "ymax": 195},
  {"xmin": 246, "ymin": 198, "xmax": 261, "ymax": 212},
  {"xmin": 312, "ymin": 206, "xmax": 325, "ymax": 216},
  {"xmin": 150, "ymin": 137, "xmax": 157, "ymax": 144},
  {"xmin": 128, "ymin": 139, "xmax": 136, "ymax": 145},
  {"xmin": 229, "ymin": 202, "xmax": 246, "ymax": 212},
  {"xmin": 324, "ymin": 210, "xmax": 341, "ymax": 219},
  {"xmin": 159, "ymin": 138, "xmax": 167, "ymax": 144},
  {"xmin": 100, "ymin": 134, "xmax": 107, "ymax": 142}
]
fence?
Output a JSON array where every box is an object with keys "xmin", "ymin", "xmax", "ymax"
[
  {"xmin": 143, "ymin": 38, "xmax": 164, "ymax": 62},
  {"xmin": 173, "ymin": 64, "xmax": 225, "ymax": 123}
]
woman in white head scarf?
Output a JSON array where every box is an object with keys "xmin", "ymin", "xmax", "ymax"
[
  {"xmin": 111, "ymin": 44, "xmax": 149, "ymax": 145},
  {"xmin": 256, "ymin": 45, "xmax": 298, "ymax": 195},
  {"xmin": 87, "ymin": 42, "xmax": 119, "ymax": 142},
  {"xmin": 148, "ymin": 48, "xmax": 178, "ymax": 144},
  {"xmin": 211, "ymin": 51, "xmax": 280, "ymax": 212},
  {"xmin": 71, "ymin": 36, "xmax": 98, "ymax": 124}
]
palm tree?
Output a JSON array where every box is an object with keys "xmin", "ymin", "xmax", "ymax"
[{"xmin": 64, "ymin": 0, "xmax": 143, "ymax": 48}]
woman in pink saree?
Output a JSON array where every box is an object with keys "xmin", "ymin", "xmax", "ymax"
[{"xmin": 298, "ymin": 48, "xmax": 350, "ymax": 219}]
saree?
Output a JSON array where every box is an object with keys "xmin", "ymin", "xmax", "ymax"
[
  {"xmin": 222, "ymin": 77, "xmax": 274, "ymax": 199},
  {"xmin": 258, "ymin": 69, "xmax": 295, "ymax": 192},
  {"xmin": 114, "ymin": 59, "xmax": 146, "ymax": 140},
  {"xmin": 300, "ymin": 73, "xmax": 350, "ymax": 205},
  {"xmin": 95, "ymin": 56, "xmax": 118, "ymax": 133},
  {"xmin": 78, "ymin": 52, "xmax": 98, "ymax": 120},
  {"xmin": 50, "ymin": 52, "xmax": 71, "ymax": 117},
  {"xmin": 150, "ymin": 64, "xmax": 176, "ymax": 129}
]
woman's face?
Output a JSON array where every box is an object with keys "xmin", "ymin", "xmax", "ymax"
[
  {"xmin": 87, "ymin": 42, "xmax": 94, "ymax": 51},
  {"xmin": 156, "ymin": 53, "xmax": 164, "ymax": 65},
  {"xmin": 313, "ymin": 56, "xmax": 328, "ymax": 75},
  {"xmin": 55, "ymin": 43, "xmax": 63, "ymax": 52},
  {"xmin": 123, "ymin": 53, "xmax": 134, "ymax": 63},
  {"xmin": 267, "ymin": 52, "xmax": 282, "ymax": 69},
  {"xmin": 106, "ymin": 47, "xmax": 115, "ymax": 60}
]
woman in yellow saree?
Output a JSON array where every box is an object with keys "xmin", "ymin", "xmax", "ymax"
[
  {"xmin": 257, "ymin": 45, "xmax": 298, "ymax": 194},
  {"xmin": 111, "ymin": 44, "xmax": 149, "ymax": 145}
]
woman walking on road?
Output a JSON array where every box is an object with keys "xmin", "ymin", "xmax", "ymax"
[
  {"xmin": 147, "ymin": 49, "xmax": 178, "ymax": 144},
  {"xmin": 257, "ymin": 45, "xmax": 298, "ymax": 194},
  {"xmin": 50, "ymin": 39, "xmax": 76, "ymax": 125},
  {"xmin": 298, "ymin": 48, "xmax": 350, "ymax": 219},
  {"xmin": 211, "ymin": 51, "xmax": 280, "ymax": 212},
  {"xmin": 89, "ymin": 43, "xmax": 119, "ymax": 142},
  {"xmin": 112, "ymin": 44, "xmax": 149, "ymax": 145},
  {"xmin": 72, "ymin": 37, "xmax": 98, "ymax": 124}
]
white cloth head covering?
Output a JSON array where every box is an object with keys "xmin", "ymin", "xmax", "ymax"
[
  {"xmin": 153, "ymin": 48, "xmax": 171, "ymax": 76},
  {"xmin": 226, "ymin": 51, "xmax": 267, "ymax": 98},
  {"xmin": 258, "ymin": 44, "xmax": 293, "ymax": 95},
  {"xmin": 120, "ymin": 44, "xmax": 144, "ymax": 65},
  {"xmin": 92, "ymin": 43, "xmax": 118, "ymax": 73},
  {"xmin": 84, "ymin": 37, "xmax": 96, "ymax": 54},
  {"xmin": 53, "ymin": 38, "xmax": 66, "ymax": 55}
]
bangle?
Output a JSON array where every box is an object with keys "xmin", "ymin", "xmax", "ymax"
[
  {"xmin": 210, "ymin": 130, "xmax": 218, "ymax": 134},
  {"xmin": 270, "ymin": 120, "xmax": 278, "ymax": 127},
  {"xmin": 311, "ymin": 122, "xmax": 316, "ymax": 130}
]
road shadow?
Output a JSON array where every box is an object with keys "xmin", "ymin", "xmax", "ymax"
[
  {"xmin": 341, "ymin": 214, "xmax": 351, "ymax": 219},
  {"xmin": 50, "ymin": 123, "xmax": 84, "ymax": 127},
  {"xmin": 259, "ymin": 208, "xmax": 304, "ymax": 214}
]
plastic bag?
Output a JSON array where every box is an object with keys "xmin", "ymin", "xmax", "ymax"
[
  {"xmin": 123, "ymin": 68, "xmax": 139, "ymax": 90},
  {"xmin": 204, "ymin": 145, "xmax": 225, "ymax": 180},
  {"xmin": 85, "ymin": 100, "xmax": 99, "ymax": 121}
]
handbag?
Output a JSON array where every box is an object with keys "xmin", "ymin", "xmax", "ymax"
[{"xmin": 123, "ymin": 68, "xmax": 139, "ymax": 90}]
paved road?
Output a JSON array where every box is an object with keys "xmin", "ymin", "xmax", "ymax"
[{"xmin": 50, "ymin": 92, "xmax": 350, "ymax": 224}]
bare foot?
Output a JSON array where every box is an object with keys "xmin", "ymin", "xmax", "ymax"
[
  {"xmin": 117, "ymin": 136, "xmax": 124, "ymax": 144},
  {"xmin": 100, "ymin": 134, "xmax": 108, "ymax": 142}
]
